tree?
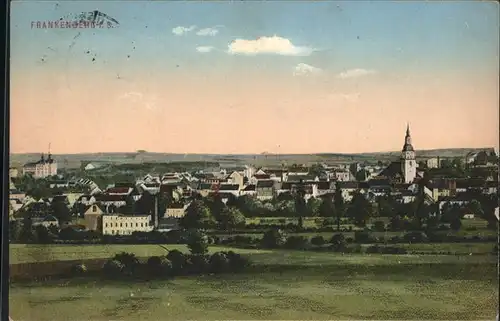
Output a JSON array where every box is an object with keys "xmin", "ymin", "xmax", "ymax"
[
  {"xmin": 120, "ymin": 195, "xmax": 136, "ymax": 215},
  {"xmin": 294, "ymin": 182, "xmax": 307, "ymax": 230},
  {"xmin": 377, "ymin": 195, "xmax": 396, "ymax": 218},
  {"xmin": 346, "ymin": 193, "xmax": 373, "ymax": 227},
  {"xmin": 306, "ymin": 197, "xmax": 321, "ymax": 217},
  {"xmin": 450, "ymin": 216, "xmax": 462, "ymax": 231},
  {"xmin": 180, "ymin": 200, "xmax": 216, "ymax": 229},
  {"xmin": 34, "ymin": 225, "xmax": 54, "ymax": 244},
  {"xmin": 218, "ymin": 207, "xmax": 246, "ymax": 231},
  {"xmin": 187, "ymin": 230, "xmax": 209, "ymax": 255},
  {"xmin": 468, "ymin": 199, "xmax": 484, "ymax": 218},
  {"xmin": 261, "ymin": 229, "xmax": 288, "ymax": 248},
  {"xmin": 135, "ymin": 190, "xmax": 154, "ymax": 215},
  {"xmin": 308, "ymin": 164, "xmax": 324, "ymax": 178},
  {"xmin": 205, "ymin": 194, "xmax": 226, "ymax": 221},
  {"xmin": 318, "ymin": 197, "xmax": 335, "ymax": 218},
  {"xmin": 333, "ymin": 182, "xmax": 345, "ymax": 231},
  {"xmin": 19, "ymin": 217, "xmax": 35, "ymax": 243},
  {"xmin": 51, "ymin": 200, "xmax": 72, "ymax": 224},
  {"xmin": 9, "ymin": 220, "xmax": 23, "ymax": 242}
]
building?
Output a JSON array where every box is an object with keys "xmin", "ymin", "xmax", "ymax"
[
  {"xmin": 32, "ymin": 215, "xmax": 59, "ymax": 228},
  {"xmin": 426, "ymin": 157, "xmax": 439, "ymax": 169},
  {"xmin": 22, "ymin": 153, "xmax": 57, "ymax": 178},
  {"xmin": 255, "ymin": 180, "xmax": 275, "ymax": 201},
  {"xmin": 164, "ymin": 203, "xmax": 190, "ymax": 218},
  {"xmin": 379, "ymin": 124, "xmax": 418, "ymax": 184},
  {"xmin": 9, "ymin": 167, "xmax": 19, "ymax": 179},
  {"xmin": 101, "ymin": 214, "xmax": 153, "ymax": 235},
  {"xmin": 84, "ymin": 204, "xmax": 104, "ymax": 231}
]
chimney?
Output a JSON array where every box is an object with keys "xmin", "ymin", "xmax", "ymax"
[{"xmin": 154, "ymin": 193, "xmax": 159, "ymax": 229}]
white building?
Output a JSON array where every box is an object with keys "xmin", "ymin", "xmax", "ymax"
[
  {"xmin": 400, "ymin": 124, "xmax": 417, "ymax": 184},
  {"xmin": 22, "ymin": 153, "xmax": 57, "ymax": 178},
  {"xmin": 426, "ymin": 157, "xmax": 439, "ymax": 169},
  {"xmin": 101, "ymin": 214, "xmax": 153, "ymax": 235}
]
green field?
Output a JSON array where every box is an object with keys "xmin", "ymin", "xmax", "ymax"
[{"xmin": 9, "ymin": 243, "xmax": 499, "ymax": 320}]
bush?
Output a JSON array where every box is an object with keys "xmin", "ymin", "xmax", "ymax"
[
  {"xmin": 147, "ymin": 256, "xmax": 172, "ymax": 277},
  {"xmin": 112, "ymin": 252, "xmax": 140, "ymax": 275},
  {"xmin": 209, "ymin": 252, "xmax": 230, "ymax": 273},
  {"xmin": 403, "ymin": 232, "xmax": 428, "ymax": 243},
  {"xmin": 389, "ymin": 236, "xmax": 401, "ymax": 244},
  {"xmin": 223, "ymin": 251, "xmax": 251, "ymax": 271},
  {"xmin": 186, "ymin": 254, "xmax": 210, "ymax": 274},
  {"xmin": 310, "ymin": 235, "xmax": 326, "ymax": 246},
  {"xmin": 70, "ymin": 263, "xmax": 87, "ymax": 276},
  {"xmin": 330, "ymin": 233, "xmax": 347, "ymax": 252},
  {"xmin": 166, "ymin": 249, "xmax": 187, "ymax": 275},
  {"xmin": 102, "ymin": 259, "xmax": 124, "ymax": 278},
  {"xmin": 373, "ymin": 221, "xmax": 386, "ymax": 232},
  {"xmin": 284, "ymin": 236, "xmax": 309, "ymax": 250},
  {"xmin": 354, "ymin": 231, "xmax": 373, "ymax": 243},
  {"xmin": 260, "ymin": 229, "xmax": 287, "ymax": 249}
]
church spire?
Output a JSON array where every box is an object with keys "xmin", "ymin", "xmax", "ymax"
[{"xmin": 402, "ymin": 123, "xmax": 414, "ymax": 152}]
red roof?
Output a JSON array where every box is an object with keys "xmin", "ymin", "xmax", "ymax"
[
  {"xmin": 105, "ymin": 187, "xmax": 131, "ymax": 194},
  {"xmin": 95, "ymin": 194, "xmax": 127, "ymax": 202},
  {"xmin": 254, "ymin": 174, "xmax": 271, "ymax": 180}
]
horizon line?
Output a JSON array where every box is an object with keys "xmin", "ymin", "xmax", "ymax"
[{"xmin": 9, "ymin": 146, "xmax": 497, "ymax": 157}]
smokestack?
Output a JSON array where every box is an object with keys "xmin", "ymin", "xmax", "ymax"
[{"xmin": 154, "ymin": 193, "xmax": 159, "ymax": 229}]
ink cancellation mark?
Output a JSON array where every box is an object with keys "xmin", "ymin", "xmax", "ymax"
[{"xmin": 31, "ymin": 10, "xmax": 120, "ymax": 29}]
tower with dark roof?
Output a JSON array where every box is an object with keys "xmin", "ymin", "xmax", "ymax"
[{"xmin": 400, "ymin": 123, "xmax": 417, "ymax": 183}]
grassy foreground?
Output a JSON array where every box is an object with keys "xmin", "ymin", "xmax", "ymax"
[
  {"xmin": 10, "ymin": 242, "xmax": 495, "ymax": 264},
  {"xmin": 9, "ymin": 244, "xmax": 499, "ymax": 320}
]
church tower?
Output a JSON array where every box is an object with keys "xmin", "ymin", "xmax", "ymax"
[{"xmin": 401, "ymin": 123, "xmax": 417, "ymax": 183}]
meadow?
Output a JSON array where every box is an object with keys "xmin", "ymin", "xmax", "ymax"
[{"xmin": 9, "ymin": 243, "xmax": 499, "ymax": 320}]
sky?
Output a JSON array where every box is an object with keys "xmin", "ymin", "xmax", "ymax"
[{"xmin": 10, "ymin": 1, "xmax": 500, "ymax": 154}]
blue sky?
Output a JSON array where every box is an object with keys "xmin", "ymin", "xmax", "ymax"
[
  {"xmin": 10, "ymin": 1, "xmax": 499, "ymax": 154},
  {"xmin": 11, "ymin": 1, "xmax": 499, "ymax": 75}
]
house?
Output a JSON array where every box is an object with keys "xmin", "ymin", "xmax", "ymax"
[
  {"xmin": 32, "ymin": 215, "xmax": 59, "ymax": 228},
  {"xmin": 84, "ymin": 204, "xmax": 104, "ymax": 231},
  {"xmin": 101, "ymin": 214, "xmax": 153, "ymax": 235},
  {"xmin": 9, "ymin": 190, "xmax": 26, "ymax": 202},
  {"xmin": 337, "ymin": 181, "xmax": 359, "ymax": 202},
  {"xmin": 255, "ymin": 180, "xmax": 275, "ymax": 201},
  {"xmin": 84, "ymin": 163, "xmax": 97, "ymax": 171},
  {"xmin": 483, "ymin": 181, "xmax": 497, "ymax": 195},
  {"xmin": 164, "ymin": 202, "xmax": 190, "ymax": 218},
  {"xmin": 104, "ymin": 187, "xmax": 133, "ymax": 196},
  {"xmin": 228, "ymin": 171, "xmax": 245, "ymax": 189},
  {"xmin": 316, "ymin": 181, "xmax": 335, "ymax": 197},
  {"xmin": 22, "ymin": 153, "xmax": 57, "ymax": 178},
  {"xmin": 240, "ymin": 184, "xmax": 256, "ymax": 197},
  {"xmin": 9, "ymin": 167, "xmax": 19, "ymax": 178},
  {"xmin": 429, "ymin": 179, "xmax": 456, "ymax": 201},
  {"xmin": 217, "ymin": 184, "xmax": 241, "ymax": 196},
  {"xmin": 94, "ymin": 194, "xmax": 128, "ymax": 207},
  {"xmin": 333, "ymin": 170, "xmax": 351, "ymax": 182},
  {"xmin": 463, "ymin": 213, "xmax": 475, "ymax": 219},
  {"xmin": 426, "ymin": 157, "xmax": 439, "ymax": 169}
]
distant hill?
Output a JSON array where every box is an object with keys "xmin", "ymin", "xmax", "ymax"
[{"xmin": 9, "ymin": 147, "xmax": 494, "ymax": 169}]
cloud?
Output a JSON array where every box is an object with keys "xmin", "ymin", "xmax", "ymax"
[
  {"xmin": 337, "ymin": 69, "xmax": 376, "ymax": 79},
  {"xmin": 227, "ymin": 35, "xmax": 315, "ymax": 56},
  {"xmin": 293, "ymin": 63, "xmax": 322, "ymax": 76},
  {"xmin": 196, "ymin": 27, "xmax": 220, "ymax": 36},
  {"xmin": 196, "ymin": 46, "xmax": 214, "ymax": 53},
  {"xmin": 172, "ymin": 25, "xmax": 196, "ymax": 36}
]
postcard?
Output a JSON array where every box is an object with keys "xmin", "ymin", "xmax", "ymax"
[{"xmin": 8, "ymin": 1, "xmax": 499, "ymax": 320}]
